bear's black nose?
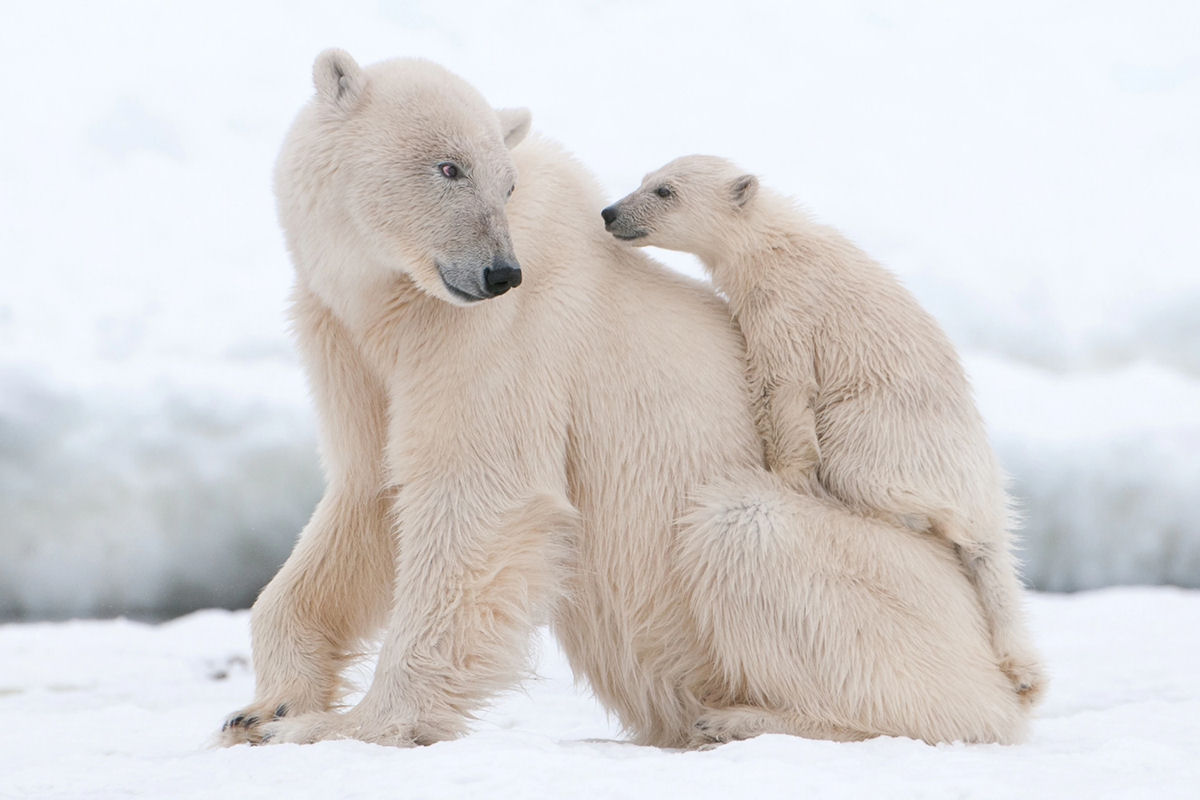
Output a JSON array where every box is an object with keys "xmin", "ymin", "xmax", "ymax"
[
  {"xmin": 483, "ymin": 262, "xmax": 522, "ymax": 297},
  {"xmin": 601, "ymin": 206, "xmax": 618, "ymax": 227}
]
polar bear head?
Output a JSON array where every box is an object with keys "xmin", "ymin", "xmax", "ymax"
[
  {"xmin": 601, "ymin": 155, "xmax": 758, "ymax": 261},
  {"xmin": 277, "ymin": 49, "xmax": 532, "ymax": 306}
]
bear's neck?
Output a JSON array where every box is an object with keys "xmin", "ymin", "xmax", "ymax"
[
  {"xmin": 700, "ymin": 192, "xmax": 823, "ymax": 302},
  {"xmin": 302, "ymin": 247, "xmax": 401, "ymax": 330}
]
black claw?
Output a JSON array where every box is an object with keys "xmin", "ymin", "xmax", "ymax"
[
  {"xmin": 221, "ymin": 719, "xmax": 229, "ymax": 731},
  {"xmin": 243, "ymin": 716, "xmax": 259, "ymax": 727},
  {"xmin": 260, "ymin": 731, "xmax": 274, "ymax": 744},
  {"xmin": 231, "ymin": 715, "xmax": 246, "ymax": 727},
  {"xmin": 274, "ymin": 704, "xmax": 288, "ymax": 719}
]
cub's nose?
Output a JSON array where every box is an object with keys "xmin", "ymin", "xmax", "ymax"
[
  {"xmin": 483, "ymin": 260, "xmax": 522, "ymax": 297},
  {"xmin": 601, "ymin": 205, "xmax": 618, "ymax": 227}
]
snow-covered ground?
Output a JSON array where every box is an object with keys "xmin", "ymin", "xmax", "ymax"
[
  {"xmin": 1, "ymin": 0, "xmax": 1198, "ymax": 616},
  {"xmin": 1, "ymin": 589, "xmax": 1197, "ymax": 799}
]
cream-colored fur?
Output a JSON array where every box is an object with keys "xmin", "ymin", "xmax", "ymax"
[
  {"xmin": 604, "ymin": 155, "xmax": 1045, "ymax": 705},
  {"xmin": 219, "ymin": 52, "xmax": 1031, "ymax": 749}
]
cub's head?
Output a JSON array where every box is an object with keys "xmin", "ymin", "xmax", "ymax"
[
  {"xmin": 601, "ymin": 155, "xmax": 758, "ymax": 257},
  {"xmin": 278, "ymin": 49, "xmax": 532, "ymax": 305}
]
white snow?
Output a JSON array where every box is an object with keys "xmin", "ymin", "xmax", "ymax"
[
  {"xmin": 1, "ymin": 589, "xmax": 1198, "ymax": 799},
  {"xmin": 1, "ymin": 1, "xmax": 1198, "ymax": 612}
]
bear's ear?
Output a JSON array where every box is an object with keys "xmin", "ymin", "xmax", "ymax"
[
  {"xmin": 313, "ymin": 48, "xmax": 365, "ymax": 113},
  {"xmin": 497, "ymin": 107, "xmax": 532, "ymax": 150},
  {"xmin": 730, "ymin": 174, "xmax": 759, "ymax": 209}
]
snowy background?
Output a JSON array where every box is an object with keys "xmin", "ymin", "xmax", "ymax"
[{"xmin": 1, "ymin": 2, "xmax": 1198, "ymax": 617}]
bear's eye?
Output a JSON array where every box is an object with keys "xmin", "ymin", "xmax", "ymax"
[
  {"xmin": 439, "ymin": 163, "xmax": 460, "ymax": 179},
  {"xmin": 655, "ymin": 186, "xmax": 672, "ymax": 198},
  {"xmin": 507, "ymin": 184, "xmax": 515, "ymax": 198}
]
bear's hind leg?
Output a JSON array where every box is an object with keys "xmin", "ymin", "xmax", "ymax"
[
  {"xmin": 690, "ymin": 706, "xmax": 870, "ymax": 747},
  {"xmin": 673, "ymin": 469, "xmax": 1028, "ymax": 747}
]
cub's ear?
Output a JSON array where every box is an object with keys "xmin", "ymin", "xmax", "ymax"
[
  {"xmin": 497, "ymin": 107, "xmax": 532, "ymax": 149},
  {"xmin": 313, "ymin": 48, "xmax": 365, "ymax": 113},
  {"xmin": 730, "ymin": 174, "xmax": 759, "ymax": 208}
]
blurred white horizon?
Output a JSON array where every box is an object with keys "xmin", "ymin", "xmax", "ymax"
[{"xmin": 1, "ymin": 0, "xmax": 1198, "ymax": 619}]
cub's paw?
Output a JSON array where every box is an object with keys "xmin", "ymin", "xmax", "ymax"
[
  {"xmin": 219, "ymin": 701, "xmax": 293, "ymax": 746},
  {"xmin": 773, "ymin": 461, "xmax": 821, "ymax": 495},
  {"xmin": 1000, "ymin": 654, "xmax": 1047, "ymax": 707}
]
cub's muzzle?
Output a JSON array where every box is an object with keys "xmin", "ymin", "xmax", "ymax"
[{"xmin": 601, "ymin": 202, "xmax": 646, "ymax": 241}]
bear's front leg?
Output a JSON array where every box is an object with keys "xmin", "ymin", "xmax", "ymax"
[
  {"xmin": 219, "ymin": 287, "xmax": 394, "ymax": 746},
  {"xmin": 219, "ymin": 487, "xmax": 395, "ymax": 745},
  {"xmin": 259, "ymin": 492, "xmax": 577, "ymax": 747}
]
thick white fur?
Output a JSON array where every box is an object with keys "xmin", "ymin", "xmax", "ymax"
[
  {"xmin": 606, "ymin": 155, "xmax": 1044, "ymax": 705},
  {"xmin": 219, "ymin": 52, "xmax": 1031, "ymax": 749}
]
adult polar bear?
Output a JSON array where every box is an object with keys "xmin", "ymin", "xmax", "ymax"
[{"xmin": 220, "ymin": 50, "xmax": 1029, "ymax": 749}]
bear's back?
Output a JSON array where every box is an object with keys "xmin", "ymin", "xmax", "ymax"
[{"xmin": 504, "ymin": 139, "xmax": 764, "ymax": 509}]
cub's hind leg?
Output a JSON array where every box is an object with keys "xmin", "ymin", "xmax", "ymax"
[{"xmin": 950, "ymin": 534, "xmax": 1045, "ymax": 706}]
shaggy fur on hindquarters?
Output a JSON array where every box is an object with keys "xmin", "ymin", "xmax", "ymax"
[
  {"xmin": 605, "ymin": 155, "xmax": 1045, "ymax": 705},
  {"xmin": 219, "ymin": 52, "xmax": 1032, "ymax": 750}
]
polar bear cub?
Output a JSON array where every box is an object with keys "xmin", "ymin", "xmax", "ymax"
[{"xmin": 603, "ymin": 155, "xmax": 1044, "ymax": 704}]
